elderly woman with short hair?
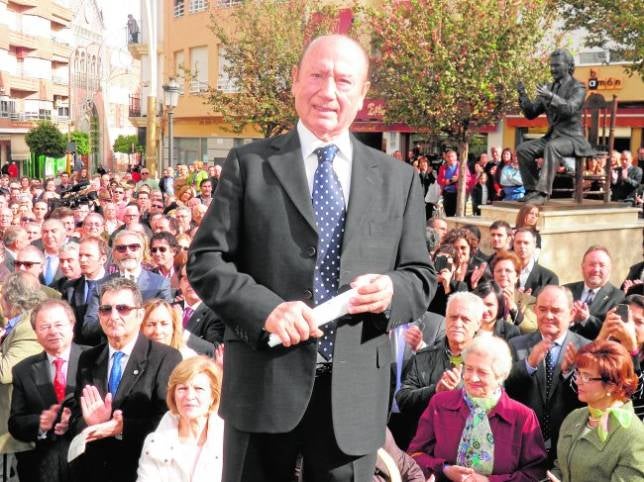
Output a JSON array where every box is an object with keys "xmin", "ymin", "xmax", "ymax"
[
  {"xmin": 409, "ymin": 335, "xmax": 547, "ymax": 481},
  {"xmin": 137, "ymin": 356, "xmax": 224, "ymax": 482}
]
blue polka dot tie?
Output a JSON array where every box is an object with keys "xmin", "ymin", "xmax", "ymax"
[{"xmin": 312, "ymin": 144, "xmax": 345, "ymax": 361}]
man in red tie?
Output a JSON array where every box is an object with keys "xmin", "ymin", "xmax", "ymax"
[{"xmin": 8, "ymin": 299, "xmax": 88, "ymax": 482}]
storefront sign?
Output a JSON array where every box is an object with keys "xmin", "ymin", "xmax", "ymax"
[{"xmin": 588, "ymin": 70, "xmax": 622, "ymax": 90}]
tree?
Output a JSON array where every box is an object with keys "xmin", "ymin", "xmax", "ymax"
[
  {"xmin": 366, "ymin": 0, "xmax": 556, "ymax": 216},
  {"xmin": 25, "ymin": 121, "xmax": 66, "ymax": 158},
  {"xmin": 204, "ymin": 0, "xmax": 342, "ymax": 138},
  {"xmin": 560, "ymin": 0, "xmax": 644, "ymax": 78},
  {"xmin": 113, "ymin": 134, "xmax": 141, "ymax": 154},
  {"xmin": 71, "ymin": 131, "xmax": 90, "ymax": 156}
]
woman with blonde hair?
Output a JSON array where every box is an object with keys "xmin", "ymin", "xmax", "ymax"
[
  {"xmin": 141, "ymin": 298, "xmax": 197, "ymax": 359},
  {"xmin": 137, "ymin": 356, "xmax": 224, "ymax": 482}
]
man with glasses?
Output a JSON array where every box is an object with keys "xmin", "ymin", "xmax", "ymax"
[
  {"xmin": 149, "ymin": 232, "xmax": 179, "ymax": 293},
  {"xmin": 8, "ymin": 299, "xmax": 87, "ymax": 482},
  {"xmin": 506, "ymin": 285, "xmax": 590, "ymax": 463},
  {"xmin": 69, "ymin": 278, "xmax": 181, "ymax": 482},
  {"xmin": 15, "ymin": 245, "xmax": 46, "ymax": 279},
  {"xmin": 109, "ymin": 205, "xmax": 152, "ymax": 245},
  {"xmin": 80, "ymin": 213, "xmax": 105, "ymax": 240},
  {"xmin": 135, "ymin": 168, "xmax": 159, "ymax": 192}
]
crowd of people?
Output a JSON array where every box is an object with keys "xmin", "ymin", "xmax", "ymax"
[
  {"xmin": 0, "ymin": 32, "xmax": 643, "ymax": 482},
  {"xmin": 400, "ymin": 146, "xmax": 644, "ymax": 218}
]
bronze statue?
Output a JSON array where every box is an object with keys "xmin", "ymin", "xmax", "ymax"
[{"xmin": 516, "ymin": 49, "xmax": 594, "ymax": 204}]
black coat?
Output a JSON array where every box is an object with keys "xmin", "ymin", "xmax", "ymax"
[{"xmin": 564, "ymin": 281, "xmax": 625, "ymax": 339}]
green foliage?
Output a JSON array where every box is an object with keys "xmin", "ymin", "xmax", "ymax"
[
  {"xmin": 560, "ymin": 0, "xmax": 643, "ymax": 78},
  {"xmin": 25, "ymin": 121, "xmax": 66, "ymax": 158},
  {"xmin": 71, "ymin": 131, "xmax": 90, "ymax": 156},
  {"xmin": 205, "ymin": 0, "xmax": 344, "ymax": 138},
  {"xmin": 113, "ymin": 134, "xmax": 141, "ymax": 154},
  {"xmin": 366, "ymin": 0, "xmax": 556, "ymax": 215}
]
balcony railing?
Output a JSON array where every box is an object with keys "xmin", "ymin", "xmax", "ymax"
[
  {"xmin": 174, "ymin": 1, "xmax": 185, "ymax": 17},
  {"xmin": 214, "ymin": 0, "xmax": 240, "ymax": 6},
  {"xmin": 52, "ymin": 74, "xmax": 69, "ymax": 85},
  {"xmin": 129, "ymin": 94, "xmax": 142, "ymax": 117},
  {"xmin": 9, "ymin": 112, "xmax": 51, "ymax": 121},
  {"xmin": 189, "ymin": 79, "xmax": 209, "ymax": 93},
  {"xmin": 189, "ymin": 0, "xmax": 208, "ymax": 13}
]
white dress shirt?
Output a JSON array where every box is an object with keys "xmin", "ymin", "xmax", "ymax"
[
  {"xmin": 107, "ymin": 334, "xmax": 140, "ymax": 387},
  {"xmin": 46, "ymin": 347, "xmax": 72, "ymax": 383},
  {"xmin": 297, "ymin": 121, "xmax": 353, "ymax": 208}
]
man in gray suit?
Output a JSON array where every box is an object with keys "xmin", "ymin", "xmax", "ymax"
[
  {"xmin": 516, "ymin": 49, "xmax": 594, "ymax": 205},
  {"xmin": 505, "ymin": 285, "xmax": 589, "ymax": 462},
  {"xmin": 188, "ymin": 35, "xmax": 434, "ymax": 481}
]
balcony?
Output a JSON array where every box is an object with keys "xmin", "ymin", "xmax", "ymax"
[
  {"xmin": 188, "ymin": 0, "xmax": 208, "ymax": 14},
  {"xmin": 52, "ymin": 74, "xmax": 69, "ymax": 85},
  {"xmin": 9, "ymin": 74, "xmax": 39, "ymax": 93},
  {"xmin": 51, "ymin": 41, "xmax": 73, "ymax": 59},
  {"xmin": 50, "ymin": 2, "xmax": 73, "ymax": 25},
  {"xmin": 213, "ymin": 0, "xmax": 240, "ymax": 7},
  {"xmin": 8, "ymin": 30, "xmax": 39, "ymax": 50},
  {"xmin": 189, "ymin": 79, "xmax": 209, "ymax": 94}
]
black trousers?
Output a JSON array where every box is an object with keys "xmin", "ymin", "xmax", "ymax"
[
  {"xmin": 443, "ymin": 191, "xmax": 457, "ymax": 217},
  {"xmin": 222, "ymin": 373, "xmax": 377, "ymax": 482},
  {"xmin": 517, "ymin": 136, "xmax": 575, "ymax": 195}
]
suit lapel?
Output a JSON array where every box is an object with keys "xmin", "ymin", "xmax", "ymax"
[
  {"xmin": 66, "ymin": 344, "xmax": 81, "ymax": 396},
  {"xmin": 590, "ymin": 284, "xmax": 611, "ymax": 312},
  {"xmin": 524, "ymin": 265, "xmax": 537, "ymax": 290},
  {"xmin": 266, "ymin": 130, "xmax": 317, "ymax": 232},
  {"xmin": 93, "ymin": 345, "xmax": 109, "ymax": 395},
  {"xmin": 343, "ymin": 139, "xmax": 379, "ymax": 248},
  {"xmin": 527, "ymin": 332, "xmax": 548, "ymax": 405},
  {"xmin": 31, "ymin": 353, "xmax": 58, "ymax": 406},
  {"xmin": 186, "ymin": 304, "xmax": 204, "ymax": 332},
  {"xmin": 74, "ymin": 278, "xmax": 86, "ymax": 307},
  {"xmin": 113, "ymin": 335, "xmax": 148, "ymax": 407}
]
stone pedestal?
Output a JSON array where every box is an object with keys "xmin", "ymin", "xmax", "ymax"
[{"xmin": 447, "ymin": 200, "xmax": 643, "ymax": 285}]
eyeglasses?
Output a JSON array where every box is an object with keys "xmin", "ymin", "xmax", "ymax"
[
  {"xmin": 98, "ymin": 304, "xmax": 140, "ymax": 316},
  {"xmin": 21, "ymin": 217, "xmax": 35, "ymax": 223},
  {"xmin": 150, "ymin": 246, "xmax": 168, "ymax": 253},
  {"xmin": 15, "ymin": 260, "xmax": 41, "ymax": 268},
  {"xmin": 114, "ymin": 243, "xmax": 141, "ymax": 253},
  {"xmin": 573, "ymin": 370, "xmax": 605, "ymax": 384},
  {"xmin": 141, "ymin": 172, "xmax": 149, "ymax": 176}
]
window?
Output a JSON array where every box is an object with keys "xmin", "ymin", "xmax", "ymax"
[
  {"xmin": 189, "ymin": 46, "xmax": 209, "ymax": 93},
  {"xmin": 189, "ymin": 0, "xmax": 208, "ymax": 13},
  {"xmin": 174, "ymin": 0, "xmax": 184, "ymax": 17},
  {"xmin": 38, "ymin": 109, "xmax": 52, "ymax": 120},
  {"xmin": 57, "ymin": 106, "xmax": 70, "ymax": 117},
  {"xmin": 0, "ymin": 99, "xmax": 16, "ymax": 118},
  {"xmin": 578, "ymin": 51, "xmax": 607, "ymax": 65},
  {"xmin": 217, "ymin": 47, "xmax": 239, "ymax": 93}
]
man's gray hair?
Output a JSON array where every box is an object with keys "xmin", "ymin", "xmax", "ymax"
[
  {"xmin": 446, "ymin": 291, "xmax": 485, "ymax": 323},
  {"xmin": 462, "ymin": 333, "xmax": 513, "ymax": 382},
  {"xmin": 1, "ymin": 272, "xmax": 47, "ymax": 313}
]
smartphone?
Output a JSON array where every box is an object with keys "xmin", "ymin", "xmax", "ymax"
[
  {"xmin": 615, "ymin": 304, "xmax": 629, "ymax": 323},
  {"xmin": 434, "ymin": 255, "xmax": 453, "ymax": 272}
]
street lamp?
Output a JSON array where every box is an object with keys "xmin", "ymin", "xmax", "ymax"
[{"xmin": 162, "ymin": 77, "xmax": 180, "ymax": 171}]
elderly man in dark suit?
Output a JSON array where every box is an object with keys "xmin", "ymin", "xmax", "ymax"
[
  {"xmin": 516, "ymin": 49, "xmax": 595, "ymax": 205},
  {"xmin": 188, "ymin": 34, "xmax": 434, "ymax": 481},
  {"xmin": 505, "ymin": 285, "xmax": 589, "ymax": 463},
  {"xmin": 9, "ymin": 299, "xmax": 87, "ymax": 482},
  {"xmin": 564, "ymin": 245, "xmax": 625, "ymax": 339},
  {"xmin": 69, "ymin": 278, "xmax": 181, "ymax": 482}
]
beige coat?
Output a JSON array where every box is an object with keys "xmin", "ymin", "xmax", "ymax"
[{"xmin": 0, "ymin": 313, "xmax": 42, "ymax": 454}]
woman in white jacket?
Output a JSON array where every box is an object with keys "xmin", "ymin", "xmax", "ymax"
[{"xmin": 137, "ymin": 356, "xmax": 224, "ymax": 482}]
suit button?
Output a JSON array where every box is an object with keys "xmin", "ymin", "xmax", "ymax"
[
  {"xmin": 305, "ymin": 246, "xmax": 317, "ymax": 257},
  {"xmin": 303, "ymin": 289, "xmax": 313, "ymax": 300}
]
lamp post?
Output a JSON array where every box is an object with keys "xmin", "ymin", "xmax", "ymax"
[{"xmin": 162, "ymin": 78, "xmax": 180, "ymax": 171}]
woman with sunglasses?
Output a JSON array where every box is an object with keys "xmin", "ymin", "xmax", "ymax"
[{"xmin": 547, "ymin": 340, "xmax": 644, "ymax": 481}]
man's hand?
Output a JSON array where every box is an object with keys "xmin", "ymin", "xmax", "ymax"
[
  {"xmin": 214, "ymin": 344, "xmax": 224, "ymax": 371},
  {"xmin": 54, "ymin": 407, "xmax": 71, "ymax": 436},
  {"xmin": 436, "ymin": 365, "xmax": 462, "ymax": 393},
  {"xmin": 85, "ymin": 410, "xmax": 123, "ymax": 443},
  {"xmin": 571, "ymin": 300, "xmax": 590, "ymax": 323},
  {"xmin": 527, "ymin": 339, "xmax": 553, "ymax": 369},
  {"xmin": 81, "ymin": 385, "xmax": 113, "ymax": 426},
  {"xmin": 404, "ymin": 325, "xmax": 424, "ymax": 352},
  {"xmin": 561, "ymin": 343, "xmax": 578, "ymax": 374},
  {"xmin": 597, "ymin": 309, "xmax": 637, "ymax": 353},
  {"xmin": 536, "ymin": 84, "xmax": 554, "ymax": 100},
  {"xmin": 443, "ymin": 464, "xmax": 474, "ymax": 481},
  {"xmin": 39, "ymin": 404, "xmax": 61, "ymax": 433},
  {"xmin": 264, "ymin": 301, "xmax": 321, "ymax": 348},
  {"xmin": 348, "ymin": 274, "xmax": 393, "ymax": 315}
]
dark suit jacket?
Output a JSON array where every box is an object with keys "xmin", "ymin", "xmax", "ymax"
[
  {"xmin": 518, "ymin": 76, "xmax": 594, "ymax": 157},
  {"xmin": 70, "ymin": 335, "xmax": 181, "ymax": 482},
  {"xmin": 185, "ymin": 302, "xmax": 225, "ymax": 346},
  {"xmin": 625, "ymin": 261, "xmax": 644, "ymax": 282},
  {"xmin": 505, "ymin": 330, "xmax": 589, "ymax": 459},
  {"xmin": 8, "ymin": 344, "xmax": 87, "ymax": 482},
  {"xmin": 612, "ymin": 165, "xmax": 643, "ymax": 201},
  {"xmin": 60, "ymin": 276, "xmax": 107, "ymax": 346},
  {"xmin": 187, "ymin": 129, "xmax": 434, "ymax": 456},
  {"xmin": 564, "ymin": 281, "xmax": 625, "ymax": 339},
  {"xmin": 82, "ymin": 270, "xmax": 172, "ymax": 346},
  {"xmin": 523, "ymin": 263, "xmax": 559, "ymax": 296}
]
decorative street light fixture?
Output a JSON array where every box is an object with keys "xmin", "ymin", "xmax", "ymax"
[{"xmin": 162, "ymin": 77, "xmax": 180, "ymax": 171}]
